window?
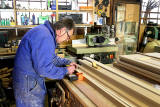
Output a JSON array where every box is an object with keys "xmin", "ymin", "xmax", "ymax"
[{"xmin": 141, "ymin": 0, "xmax": 160, "ymax": 24}]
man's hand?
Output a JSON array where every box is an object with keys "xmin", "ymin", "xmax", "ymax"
[
  {"xmin": 67, "ymin": 65, "xmax": 76, "ymax": 75},
  {"xmin": 69, "ymin": 62, "xmax": 78, "ymax": 68}
]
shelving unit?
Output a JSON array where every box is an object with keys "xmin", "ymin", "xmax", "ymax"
[{"xmin": 0, "ymin": 0, "xmax": 95, "ymax": 29}]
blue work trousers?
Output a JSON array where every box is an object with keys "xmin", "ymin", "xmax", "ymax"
[{"xmin": 13, "ymin": 72, "xmax": 46, "ymax": 107}]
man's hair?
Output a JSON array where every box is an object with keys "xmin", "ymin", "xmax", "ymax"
[{"xmin": 53, "ymin": 18, "xmax": 75, "ymax": 30}]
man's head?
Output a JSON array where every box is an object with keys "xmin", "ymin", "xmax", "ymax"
[{"xmin": 53, "ymin": 18, "xmax": 75, "ymax": 43}]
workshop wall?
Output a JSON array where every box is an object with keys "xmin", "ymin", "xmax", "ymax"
[
  {"xmin": 115, "ymin": 2, "xmax": 140, "ymax": 55},
  {"xmin": 114, "ymin": 0, "xmax": 140, "ymax": 3},
  {"xmin": 95, "ymin": 0, "xmax": 110, "ymax": 17},
  {"xmin": 94, "ymin": 0, "xmax": 110, "ymax": 25},
  {"xmin": 125, "ymin": 4, "xmax": 140, "ymax": 22}
]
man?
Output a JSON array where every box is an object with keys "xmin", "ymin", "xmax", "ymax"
[{"xmin": 13, "ymin": 18, "xmax": 77, "ymax": 107}]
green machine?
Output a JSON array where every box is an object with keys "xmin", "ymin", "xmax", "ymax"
[
  {"xmin": 86, "ymin": 34, "xmax": 110, "ymax": 47},
  {"xmin": 144, "ymin": 26, "xmax": 160, "ymax": 39},
  {"xmin": 67, "ymin": 33, "xmax": 118, "ymax": 64},
  {"xmin": 140, "ymin": 23, "xmax": 160, "ymax": 52},
  {"xmin": 142, "ymin": 22, "xmax": 160, "ymax": 46}
]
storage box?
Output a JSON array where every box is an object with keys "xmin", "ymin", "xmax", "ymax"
[{"xmin": 39, "ymin": 16, "xmax": 49, "ymax": 24}]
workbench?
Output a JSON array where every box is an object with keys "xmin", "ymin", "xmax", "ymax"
[
  {"xmin": 67, "ymin": 45, "xmax": 118, "ymax": 64},
  {"xmin": 67, "ymin": 45, "xmax": 118, "ymax": 54},
  {"xmin": 48, "ymin": 57, "xmax": 160, "ymax": 107},
  {"xmin": 0, "ymin": 55, "xmax": 15, "ymax": 60}
]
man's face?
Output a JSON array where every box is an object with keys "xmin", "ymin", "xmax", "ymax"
[{"xmin": 56, "ymin": 27, "xmax": 73, "ymax": 43}]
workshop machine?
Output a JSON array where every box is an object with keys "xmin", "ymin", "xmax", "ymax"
[
  {"xmin": 83, "ymin": 13, "xmax": 117, "ymax": 64},
  {"xmin": 140, "ymin": 22, "xmax": 160, "ymax": 52},
  {"xmin": 85, "ymin": 32, "xmax": 116, "ymax": 64},
  {"xmin": 143, "ymin": 23, "xmax": 160, "ymax": 44},
  {"xmin": 66, "ymin": 12, "xmax": 117, "ymax": 64},
  {"xmin": 144, "ymin": 25, "xmax": 160, "ymax": 40},
  {"xmin": 67, "ymin": 32, "xmax": 117, "ymax": 64},
  {"xmin": 86, "ymin": 34, "xmax": 110, "ymax": 47}
]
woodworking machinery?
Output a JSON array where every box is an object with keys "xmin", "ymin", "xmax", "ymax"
[
  {"xmin": 142, "ymin": 25, "xmax": 160, "ymax": 47},
  {"xmin": 86, "ymin": 34, "xmax": 110, "ymax": 47},
  {"xmin": 67, "ymin": 46, "xmax": 118, "ymax": 64},
  {"xmin": 140, "ymin": 22, "xmax": 160, "ymax": 52},
  {"xmin": 144, "ymin": 25, "xmax": 160, "ymax": 40}
]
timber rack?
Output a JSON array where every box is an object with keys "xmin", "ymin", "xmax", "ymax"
[{"xmin": 54, "ymin": 56, "xmax": 160, "ymax": 107}]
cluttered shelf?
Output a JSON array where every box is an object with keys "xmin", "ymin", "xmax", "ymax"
[
  {"xmin": 58, "ymin": 9, "xmax": 93, "ymax": 12},
  {"xmin": 0, "ymin": 48, "xmax": 16, "ymax": 57},
  {"xmin": 75, "ymin": 24, "xmax": 93, "ymax": 27},
  {"xmin": 16, "ymin": 9, "xmax": 57, "ymax": 12},
  {"xmin": 0, "ymin": 0, "xmax": 95, "ymax": 32},
  {"xmin": 0, "ymin": 9, "xmax": 14, "ymax": 12},
  {"xmin": 16, "ymin": 9, "xmax": 93, "ymax": 12},
  {"xmin": 0, "ymin": 24, "xmax": 92, "ymax": 29},
  {"xmin": 0, "ymin": 25, "xmax": 37, "ymax": 29}
]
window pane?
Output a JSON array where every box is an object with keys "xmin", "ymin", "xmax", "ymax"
[{"xmin": 149, "ymin": 13, "xmax": 158, "ymax": 18}]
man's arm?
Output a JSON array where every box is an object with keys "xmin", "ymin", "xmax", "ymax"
[
  {"xmin": 52, "ymin": 55, "xmax": 71, "ymax": 67},
  {"xmin": 30, "ymin": 30, "xmax": 74, "ymax": 79}
]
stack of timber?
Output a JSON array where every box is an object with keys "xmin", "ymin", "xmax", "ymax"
[
  {"xmin": 0, "ymin": 67, "xmax": 13, "ymax": 88},
  {"xmin": 59, "ymin": 57, "xmax": 160, "ymax": 107},
  {"xmin": 114, "ymin": 53, "xmax": 160, "ymax": 83},
  {"xmin": 0, "ymin": 48, "xmax": 16, "ymax": 56}
]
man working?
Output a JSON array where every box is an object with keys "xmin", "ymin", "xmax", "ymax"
[{"xmin": 13, "ymin": 18, "xmax": 77, "ymax": 107}]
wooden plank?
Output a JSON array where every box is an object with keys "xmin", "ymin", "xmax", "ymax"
[
  {"xmin": 84, "ymin": 57, "xmax": 160, "ymax": 95},
  {"xmin": 119, "ymin": 54, "xmax": 160, "ymax": 75},
  {"xmin": 0, "ymin": 73, "xmax": 11, "ymax": 78},
  {"xmin": 82, "ymin": 57, "xmax": 160, "ymax": 106},
  {"xmin": 138, "ymin": 24, "xmax": 146, "ymax": 50},
  {"xmin": 76, "ymin": 68, "xmax": 136, "ymax": 107},
  {"xmin": 79, "ymin": 60, "xmax": 156, "ymax": 106},
  {"xmin": 0, "ymin": 48, "xmax": 9, "ymax": 53},
  {"xmin": 0, "ymin": 67, "xmax": 8, "ymax": 72},
  {"xmin": 142, "ymin": 53, "xmax": 160, "ymax": 59},
  {"xmin": 114, "ymin": 61, "xmax": 160, "ymax": 83},
  {"xmin": 67, "ymin": 46, "xmax": 118, "ymax": 54},
  {"xmin": 73, "ymin": 79, "xmax": 121, "ymax": 107},
  {"xmin": 62, "ymin": 79, "xmax": 96, "ymax": 107},
  {"xmin": 0, "ymin": 52, "xmax": 16, "ymax": 56},
  {"xmin": 6, "ymin": 68, "xmax": 13, "ymax": 73}
]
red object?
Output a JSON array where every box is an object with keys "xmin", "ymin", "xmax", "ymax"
[
  {"xmin": 110, "ymin": 54, "xmax": 114, "ymax": 59},
  {"xmin": 51, "ymin": 14, "xmax": 56, "ymax": 17},
  {"xmin": 76, "ymin": 73, "xmax": 84, "ymax": 80}
]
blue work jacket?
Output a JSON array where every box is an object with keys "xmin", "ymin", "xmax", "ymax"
[{"xmin": 13, "ymin": 21, "xmax": 71, "ymax": 107}]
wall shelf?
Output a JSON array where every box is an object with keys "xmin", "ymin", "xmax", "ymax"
[
  {"xmin": 0, "ymin": 25, "xmax": 37, "ymax": 29},
  {"xmin": 0, "ymin": 0, "xmax": 95, "ymax": 29},
  {"xmin": 58, "ymin": 10, "xmax": 93, "ymax": 12},
  {"xmin": 0, "ymin": 24, "xmax": 93, "ymax": 29},
  {"xmin": 0, "ymin": 9, "xmax": 14, "ymax": 12},
  {"xmin": 16, "ymin": 9, "xmax": 57, "ymax": 12}
]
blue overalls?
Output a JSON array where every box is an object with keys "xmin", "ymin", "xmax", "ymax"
[{"xmin": 13, "ymin": 21, "xmax": 71, "ymax": 107}]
